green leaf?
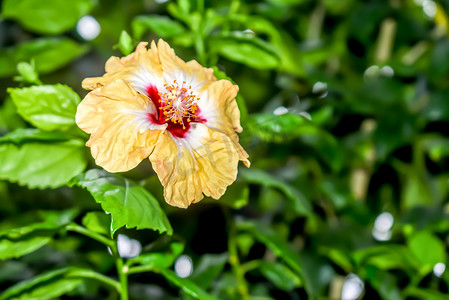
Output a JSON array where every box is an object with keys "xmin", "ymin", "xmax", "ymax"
[
  {"xmin": 1, "ymin": 0, "xmax": 94, "ymax": 34},
  {"xmin": 265, "ymin": 0, "xmax": 307, "ymax": 5},
  {"xmin": 0, "ymin": 209, "xmax": 77, "ymax": 260},
  {"xmin": 259, "ymin": 261, "xmax": 302, "ymax": 291},
  {"xmin": 236, "ymin": 233, "xmax": 254, "ymax": 257},
  {"xmin": 247, "ymin": 113, "xmax": 308, "ymax": 143},
  {"xmin": 429, "ymin": 39, "xmax": 449, "ymax": 82},
  {"xmin": 423, "ymin": 136, "xmax": 449, "ymax": 161},
  {"xmin": 247, "ymin": 113, "xmax": 343, "ymax": 171},
  {"xmin": 0, "ymin": 267, "xmax": 118, "ymax": 300},
  {"xmin": 0, "ymin": 209, "xmax": 77, "ymax": 238},
  {"xmin": 128, "ymin": 241, "xmax": 183, "ymax": 269},
  {"xmin": 209, "ymin": 33, "xmax": 280, "ymax": 70},
  {"xmin": 318, "ymin": 247, "xmax": 353, "ymax": 273},
  {"xmin": 239, "ymin": 168, "xmax": 311, "ymax": 216},
  {"xmin": 230, "ymin": 15, "xmax": 305, "ymax": 76},
  {"xmin": 0, "ymin": 37, "xmax": 88, "ymax": 78},
  {"xmin": 406, "ymin": 288, "xmax": 449, "ymax": 300},
  {"xmin": 365, "ymin": 266, "xmax": 402, "ymax": 300},
  {"xmin": 69, "ymin": 169, "xmax": 173, "ymax": 236},
  {"xmin": 0, "ymin": 98, "xmax": 26, "ymax": 131},
  {"xmin": 0, "ymin": 268, "xmax": 81, "ymax": 300},
  {"xmin": 408, "ymin": 231, "xmax": 446, "ymax": 272},
  {"xmin": 353, "ymin": 245, "xmax": 417, "ymax": 271},
  {"xmin": 402, "ymin": 172, "xmax": 433, "ymax": 209},
  {"xmin": 9, "ymin": 84, "xmax": 80, "ymax": 131},
  {"xmin": 118, "ymin": 30, "xmax": 133, "ymax": 56},
  {"xmin": 0, "ymin": 129, "xmax": 87, "ymax": 189},
  {"xmin": 132, "ymin": 15, "xmax": 185, "ymax": 39},
  {"xmin": 0, "ymin": 128, "xmax": 72, "ymax": 144},
  {"xmin": 0, "ymin": 235, "xmax": 52, "ymax": 260},
  {"xmin": 158, "ymin": 268, "xmax": 218, "ymax": 300},
  {"xmin": 237, "ymin": 222, "xmax": 303, "ymax": 281},
  {"xmin": 14, "ymin": 61, "xmax": 41, "ymax": 85},
  {"xmin": 190, "ymin": 253, "xmax": 228, "ymax": 289},
  {"xmin": 177, "ymin": 0, "xmax": 192, "ymax": 14},
  {"xmin": 210, "ymin": 273, "xmax": 239, "ymax": 300},
  {"xmin": 241, "ymin": 222, "xmax": 333, "ymax": 296},
  {"xmin": 82, "ymin": 212, "xmax": 111, "ymax": 236}
]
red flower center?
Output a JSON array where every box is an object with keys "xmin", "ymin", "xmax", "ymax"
[{"xmin": 146, "ymin": 81, "xmax": 206, "ymax": 138}]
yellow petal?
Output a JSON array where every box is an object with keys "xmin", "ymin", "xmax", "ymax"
[
  {"xmin": 157, "ymin": 39, "xmax": 215, "ymax": 94},
  {"xmin": 82, "ymin": 42, "xmax": 163, "ymax": 91},
  {"xmin": 149, "ymin": 123, "xmax": 239, "ymax": 208},
  {"xmin": 76, "ymin": 79, "xmax": 165, "ymax": 172},
  {"xmin": 198, "ymin": 80, "xmax": 250, "ymax": 166},
  {"xmin": 186, "ymin": 59, "xmax": 217, "ymax": 82}
]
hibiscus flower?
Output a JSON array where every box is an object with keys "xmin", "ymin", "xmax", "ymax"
[{"xmin": 76, "ymin": 39, "xmax": 250, "ymax": 208}]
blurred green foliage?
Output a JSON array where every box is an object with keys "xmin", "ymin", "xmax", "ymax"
[{"xmin": 1, "ymin": 0, "xmax": 449, "ymax": 299}]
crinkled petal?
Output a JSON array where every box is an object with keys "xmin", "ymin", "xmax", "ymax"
[
  {"xmin": 76, "ymin": 79, "xmax": 166, "ymax": 172},
  {"xmin": 198, "ymin": 80, "xmax": 250, "ymax": 166},
  {"xmin": 149, "ymin": 123, "xmax": 239, "ymax": 208},
  {"xmin": 82, "ymin": 42, "xmax": 164, "ymax": 93},
  {"xmin": 186, "ymin": 60, "xmax": 217, "ymax": 82},
  {"xmin": 157, "ymin": 40, "xmax": 215, "ymax": 94}
]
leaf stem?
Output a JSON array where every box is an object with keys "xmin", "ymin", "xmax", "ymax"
[
  {"xmin": 223, "ymin": 0, "xmax": 240, "ymax": 33},
  {"xmin": 375, "ymin": 18, "xmax": 397, "ymax": 63},
  {"xmin": 306, "ymin": 2, "xmax": 325, "ymax": 42},
  {"xmin": 240, "ymin": 260, "xmax": 260, "ymax": 273},
  {"xmin": 197, "ymin": 0, "xmax": 204, "ymax": 15},
  {"xmin": 65, "ymin": 223, "xmax": 127, "ymax": 299},
  {"xmin": 69, "ymin": 269, "xmax": 121, "ymax": 292},
  {"xmin": 65, "ymin": 223, "xmax": 114, "ymax": 248},
  {"xmin": 127, "ymin": 265, "xmax": 156, "ymax": 275},
  {"xmin": 194, "ymin": 34, "xmax": 207, "ymax": 66}
]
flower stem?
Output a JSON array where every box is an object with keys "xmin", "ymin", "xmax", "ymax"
[
  {"xmin": 227, "ymin": 213, "xmax": 249, "ymax": 300},
  {"xmin": 116, "ymin": 256, "xmax": 129, "ymax": 300},
  {"xmin": 65, "ymin": 223, "xmax": 127, "ymax": 298},
  {"xmin": 110, "ymin": 241, "xmax": 129, "ymax": 300}
]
